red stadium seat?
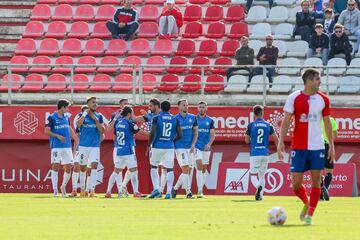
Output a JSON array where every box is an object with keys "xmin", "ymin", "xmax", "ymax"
[
  {"xmin": 175, "ymin": 39, "xmax": 195, "ymax": 56},
  {"xmin": 95, "ymin": 5, "xmax": 115, "ymax": 21},
  {"xmin": 30, "ymin": 55, "xmax": 52, "ymax": 73},
  {"xmin": 205, "ymin": 22, "xmax": 225, "ymax": 39},
  {"xmin": 137, "ymin": 22, "xmax": 158, "ymax": 38},
  {"xmin": 139, "ymin": 5, "xmax": 159, "ymax": 21},
  {"xmin": 144, "ymin": 56, "xmax": 165, "ymax": 73},
  {"xmin": 152, "ymin": 39, "xmax": 172, "ymax": 56},
  {"xmin": 189, "ymin": 57, "xmax": 210, "ymax": 74},
  {"xmin": 10, "ymin": 56, "xmax": 29, "ymax": 73},
  {"xmin": 132, "ymin": 0, "xmax": 143, "ymax": 3},
  {"xmin": 113, "ymin": 74, "xmax": 133, "ymax": 92},
  {"xmin": 182, "ymin": 22, "xmax": 202, "ymax": 38},
  {"xmin": 203, "ymin": 6, "xmax": 223, "ymax": 22},
  {"xmin": 68, "ymin": 21, "xmax": 90, "ymax": 39},
  {"xmin": 139, "ymin": 73, "xmax": 157, "ymax": 91},
  {"xmin": 210, "ymin": 0, "xmax": 228, "ymax": 4},
  {"xmin": 79, "ymin": 0, "xmax": 100, "ymax": 4},
  {"xmin": 30, "ymin": 4, "xmax": 51, "ymax": 21},
  {"xmin": 175, "ymin": 0, "xmax": 187, "ymax": 3},
  {"xmin": 189, "ymin": 0, "xmax": 207, "ymax": 4},
  {"xmin": 166, "ymin": 56, "xmax": 188, "ymax": 74},
  {"xmin": 225, "ymin": 5, "xmax": 245, "ymax": 22},
  {"xmin": 15, "ymin": 38, "xmax": 36, "ymax": 55},
  {"xmin": 60, "ymin": 38, "xmax": 82, "ymax": 56},
  {"xmin": 90, "ymin": 74, "xmax": 112, "ymax": 91},
  {"xmin": 44, "ymin": 74, "xmax": 68, "ymax": 92},
  {"xmin": 158, "ymin": 74, "xmax": 179, "ymax": 91},
  {"xmin": 145, "ymin": 0, "xmax": 164, "ymax": 4},
  {"xmin": 98, "ymin": 56, "xmax": 119, "ymax": 73},
  {"xmin": 91, "ymin": 22, "xmax": 111, "ymax": 38},
  {"xmin": 22, "ymin": 74, "xmax": 44, "ymax": 92},
  {"xmin": 59, "ymin": 0, "xmax": 78, "ymax": 3},
  {"xmin": 23, "ymin": 21, "xmax": 44, "ymax": 38},
  {"xmin": 52, "ymin": 4, "xmax": 73, "ymax": 21},
  {"xmin": 37, "ymin": 0, "xmax": 56, "ymax": 3},
  {"xmin": 128, "ymin": 39, "xmax": 150, "ymax": 56},
  {"xmin": 121, "ymin": 56, "xmax": 141, "ymax": 73},
  {"xmin": 83, "ymin": 39, "xmax": 104, "ymax": 56},
  {"xmin": 105, "ymin": 39, "xmax": 127, "ymax": 56},
  {"xmin": 212, "ymin": 57, "xmax": 232, "ymax": 74},
  {"xmin": 205, "ymin": 75, "xmax": 224, "ymax": 92},
  {"xmin": 53, "ymin": 56, "xmax": 74, "ymax": 73},
  {"xmin": 0, "ymin": 74, "xmax": 23, "ymax": 92},
  {"xmin": 45, "ymin": 21, "xmax": 67, "ymax": 38},
  {"xmin": 180, "ymin": 74, "xmax": 201, "ymax": 92},
  {"xmin": 228, "ymin": 23, "xmax": 248, "ymax": 39},
  {"xmin": 102, "ymin": 0, "xmax": 122, "ymax": 3},
  {"xmin": 38, "ymin": 38, "xmax": 59, "ymax": 56},
  {"xmin": 74, "ymin": 5, "xmax": 95, "ymax": 21},
  {"xmin": 197, "ymin": 39, "xmax": 217, "ymax": 56},
  {"xmin": 183, "ymin": 5, "xmax": 202, "ymax": 22},
  {"xmin": 73, "ymin": 74, "xmax": 89, "ymax": 91},
  {"xmin": 75, "ymin": 56, "xmax": 97, "ymax": 73},
  {"xmin": 220, "ymin": 40, "xmax": 240, "ymax": 57}
]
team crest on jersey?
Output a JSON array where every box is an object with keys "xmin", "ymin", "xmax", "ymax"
[
  {"xmin": 206, "ymin": 121, "xmax": 209, "ymax": 126},
  {"xmin": 189, "ymin": 119, "xmax": 192, "ymax": 123},
  {"xmin": 300, "ymin": 113, "xmax": 308, "ymax": 123}
]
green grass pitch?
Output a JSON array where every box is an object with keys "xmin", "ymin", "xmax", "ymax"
[{"xmin": 0, "ymin": 194, "xmax": 359, "ymax": 240}]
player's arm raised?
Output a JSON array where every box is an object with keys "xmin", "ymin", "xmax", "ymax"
[
  {"xmin": 277, "ymin": 112, "xmax": 293, "ymax": 161},
  {"xmin": 107, "ymin": 112, "xmax": 120, "ymax": 132},
  {"xmin": 76, "ymin": 110, "xmax": 88, "ymax": 128},
  {"xmin": 323, "ymin": 115, "xmax": 336, "ymax": 163},
  {"xmin": 89, "ymin": 112, "xmax": 105, "ymax": 134},
  {"xmin": 44, "ymin": 117, "xmax": 65, "ymax": 142}
]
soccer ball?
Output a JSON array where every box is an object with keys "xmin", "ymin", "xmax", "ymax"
[{"xmin": 267, "ymin": 207, "xmax": 287, "ymax": 225}]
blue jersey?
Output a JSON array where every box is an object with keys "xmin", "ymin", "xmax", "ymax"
[
  {"xmin": 143, "ymin": 112, "xmax": 157, "ymax": 130},
  {"xmin": 152, "ymin": 111, "xmax": 179, "ymax": 149},
  {"xmin": 78, "ymin": 112, "xmax": 104, "ymax": 147},
  {"xmin": 46, "ymin": 112, "xmax": 72, "ymax": 149},
  {"xmin": 195, "ymin": 115, "xmax": 215, "ymax": 151},
  {"xmin": 175, "ymin": 113, "xmax": 197, "ymax": 149},
  {"xmin": 246, "ymin": 118, "xmax": 274, "ymax": 156},
  {"xmin": 115, "ymin": 118, "xmax": 140, "ymax": 156}
]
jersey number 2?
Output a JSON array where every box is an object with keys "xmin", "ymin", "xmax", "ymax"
[
  {"xmin": 257, "ymin": 129, "xmax": 264, "ymax": 144},
  {"xmin": 162, "ymin": 122, "xmax": 172, "ymax": 137}
]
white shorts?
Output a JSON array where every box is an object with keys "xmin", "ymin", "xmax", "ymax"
[
  {"xmin": 150, "ymin": 148, "xmax": 174, "ymax": 169},
  {"xmin": 175, "ymin": 148, "xmax": 192, "ymax": 167},
  {"xmin": 250, "ymin": 156, "xmax": 269, "ymax": 174},
  {"xmin": 194, "ymin": 149, "xmax": 211, "ymax": 165},
  {"xmin": 51, "ymin": 148, "xmax": 74, "ymax": 165},
  {"xmin": 113, "ymin": 148, "xmax": 137, "ymax": 169},
  {"xmin": 75, "ymin": 146, "xmax": 100, "ymax": 166}
]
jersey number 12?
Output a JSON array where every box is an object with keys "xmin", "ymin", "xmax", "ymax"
[{"xmin": 162, "ymin": 122, "xmax": 172, "ymax": 137}]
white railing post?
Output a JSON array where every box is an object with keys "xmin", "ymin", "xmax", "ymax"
[
  {"xmin": 201, "ymin": 66, "xmax": 205, "ymax": 98},
  {"xmin": 70, "ymin": 66, "xmax": 74, "ymax": 102},
  {"xmin": 262, "ymin": 65, "xmax": 267, "ymax": 106},
  {"xmin": 132, "ymin": 65, "xmax": 137, "ymax": 105},
  {"xmin": 325, "ymin": 66, "xmax": 330, "ymax": 96},
  {"xmin": 7, "ymin": 65, "xmax": 12, "ymax": 105}
]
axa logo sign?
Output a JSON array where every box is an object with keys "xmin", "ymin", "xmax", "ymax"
[
  {"xmin": 224, "ymin": 168, "xmax": 250, "ymax": 193},
  {"xmin": 14, "ymin": 110, "xmax": 38, "ymax": 135}
]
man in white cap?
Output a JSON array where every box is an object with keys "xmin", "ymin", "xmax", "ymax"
[{"xmin": 158, "ymin": 0, "xmax": 183, "ymax": 39}]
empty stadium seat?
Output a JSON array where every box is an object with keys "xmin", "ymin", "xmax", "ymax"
[
  {"xmin": 167, "ymin": 56, "xmax": 188, "ymax": 74},
  {"xmin": 250, "ymin": 23, "xmax": 271, "ymax": 39},
  {"xmin": 10, "ymin": 56, "xmax": 29, "ymax": 73},
  {"xmin": 175, "ymin": 0, "xmax": 187, "ymax": 3},
  {"xmin": 224, "ymin": 75, "xmax": 248, "ymax": 92},
  {"xmin": 45, "ymin": 21, "xmax": 67, "ymax": 38},
  {"xmin": 22, "ymin": 74, "xmax": 44, "ymax": 92},
  {"xmin": 205, "ymin": 75, "xmax": 224, "ymax": 92},
  {"xmin": 89, "ymin": 74, "xmax": 112, "ymax": 91},
  {"xmin": 15, "ymin": 38, "xmax": 36, "ymax": 55},
  {"xmin": 228, "ymin": 23, "xmax": 248, "ymax": 39},
  {"xmin": 321, "ymin": 75, "xmax": 338, "ymax": 93},
  {"xmin": 212, "ymin": 57, "xmax": 232, "ymax": 74},
  {"xmin": 175, "ymin": 39, "xmax": 195, "ymax": 56},
  {"xmin": 24, "ymin": 21, "xmax": 44, "ymax": 38},
  {"xmin": 287, "ymin": 41, "xmax": 308, "ymax": 57},
  {"xmin": 74, "ymin": 4, "xmax": 95, "ymax": 21},
  {"xmin": 248, "ymin": 40, "xmax": 262, "ymax": 55},
  {"xmin": 59, "ymin": 0, "xmax": 78, "ymax": 3},
  {"xmin": 113, "ymin": 74, "xmax": 133, "ymax": 91},
  {"xmin": 182, "ymin": 22, "xmax": 202, "ymax": 38},
  {"xmin": 288, "ymin": 6, "xmax": 302, "ymax": 23},
  {"xmin": 183, "ymin": 5, "xmax": 202, "ymax": 22},
  {"xmin": 121, "ymin": 56, "xmax": 142, "ymax": 73},
  {"xmin": 152, "ymin": 39, "xmax": 173, "ymax": 56},
  {"xmin": 346, "ymin": 58, "xmax": 360, "ymax": 75},
  {"xmin": 291, "ymin": 76, "xmax": 304, "ymax": 92},
  {"xmin": 52, "ymin": 4, "xmax": 73, "ymax": 21},
  {"xmin": 197, "ymin": 39, "xmax": 217, "ymax": 56},
  {"xmin": 225, "ymin": 5, "xmax": 245, "ymax": 22},
  {"xmin": 73, "ymin": 74, "xmax": 89, "ymax": 91},
  {"xmin": 91, "ymin": 22, "xmax": 111, "ymax": 38},
  {"xmin": 79, "ymin": 0, "xmax": 100, "ymax": 4},
  {"xmin": 203, "ymin": 6, "xmax": 223, "ymax": 22},
  {"xmin": 128, "ymin": 39, "xmax": 150, "ymax": 56},
  {"xmin": 189, "ymin": 0, "xmax": 207, "ymax": 4},
  {"xmin": 304, "ymin": 57, "xmax": 323, "ymax": 68},
  {"xmin": 327, "ymin": 58, "xmax": 347, "ymax": 75},
  {"xmin": 83, "ymin": 39, "xmax": 104, "ymax": 56},
  {"xmin": 145, "ymin": 0, "xmax": 164, "ymax": 4},
  {"xmin": 30, "ymin": 4, "xmax": 51, "ymax": 21},
  {"xmin": 205, "ymin": 22, "xmax": 225, "ymax": 39},
  {"xmin": 44, "ymin": 74, "xmax": 68, "ymax": 92},
  {"xmin": 38, "ymin": 38, "xmax": 59, "ymax": 56},
  {"xmin": 53, "ymin": 56, "xmax": 74, "ymax": 73},
  {"xmin": 102, "ymin": 0, "xmax": 122, "ymax": 3},
  {"xmin": 338, "ymin": 76, "xmax": 360, "ymax": 93},
  {"xmin": 245, "ymin": 6, "xmax": 267, "ymax": 22},
  {"xmin": 277, "ymin": 58, "xmax": 301, "ymax": 75},
  {"xmin": 247, "ymin": 75, "xmax": 269, "ymax": 93},
  {"xmin": 0, "ymin": 74, "xmax": 23, "ymax": 92},
  {"xmin": 267, "ymin": 6, "xmax": 288, "ymax": 23},
  {"xmin": 274, "ymin": 23, "xmax": 294, "ymax": 40},
  {"xmin": 180, "ymin": 74, "xmax": 201, "ymax": 92},
  {"xmin": 30, "ymin": 55, "xmax": 52, "ymax": 73},
  {"xmin": 68, "ymin": 21, "xmax": 90, "ymax": 38},
  {"xmin": 273, "ymin": 40, "xmax": 287, "ymax": 57},
  {"xmin": 75, "ymin": 56, "xmax": 97, "ymax": 73},
  {"xmin": 105, "ymin": 39, "xmax": 127, "ymax": 56},
  {"xmin": 139, "ymin": 5, "xmax": 159, "ymax": 21},
  {"xmin": 137, "ymin": 22, "xmax": 158, "ymax": 38},
  {"xmin": 98, "ymin": 56, "xmax": 119, "ymax": 73},
  {"xmin": 139, "ymin": 73, "xmax": 157, "ymax": 91},
  {"xmin": 210, "ymin": 0, "xmax": 228, "ymax": 4},
  {"xmin": 269, "ymin": 75, "xmax": 293, "ymax": 93},
  {"xmin": 144, "ymin": 56, "xmax": 165, "ymax": 73},
  {"xmin": 190, "ymin": 57, "xmax": 210, "ymax": 74},
  {"xmin": 37, "ymin": 0, "xmax": 57, "ymax": 3},
  {"xmin": 95, "ymin": 5, "xmax": 115, "ymax": 21},
  {"xmin": 60, "ymin": 38, "xmax": 82, "ymax": 55},
  {"xmin": 158, "ymin": 74, "xmax": 179, "ymax": 91},
  {"xmin": 220, "ymin": 40, "xmax": 240, "ymax": 57}
]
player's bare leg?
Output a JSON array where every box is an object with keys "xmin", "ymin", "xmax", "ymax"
[
  {"xmin": 85, "ymin": 167, "xmax": 91, "ymax": 197},
  {"xmin": 165, "ymin": 168, "xmax": 175, "ymax": 199},
  {"xmin": 304, "ymin": 170, "xmax": 322, "ymax": 225},
  {"xmin": 322, "ymin": 168, "xmax": 333, "ymax": 201},
  {"xmin": 129, "ymin": 167, "xmax": 142, "ymax": 198},
  {"xmin": 202, "ymin": 164, "xmax": 208, "ymax": 195},
  {"xmin": 51, "ymin": 163, "xmax": 60, "ymax": 197},
  {"xmin": 195, "ymin": 159, "xmax": 204, "ymax": 198},
  {"xmin": 71, "ymin": 163, "xmax": 80, "ymax": 197},
  {"xmin": 79, "ymin": 165, "xmax": 87, "ymax": 197},
  {"xmin": 160, "ymin": 166, "xmax": 167, "ymax": 195},
  {"xmin": 105, "ymin": 167, "xmax": 122, "ymax": 198},
  {"xmin": 89, "ymin": 162, "xmax": 98, "ymax": 197},
  {"xmin": 61, "ymin": 164, "xmax": 72, "ymax": 197},
  {"xmin": 121, "ymin": 169, "xmax": 131, "ymax": 197},
  {"xmin": 291, "ymin": 172, "xmax": 309, "ymax": 222}
]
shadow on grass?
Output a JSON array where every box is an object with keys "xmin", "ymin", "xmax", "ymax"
[
  {"xmin": 259, "ymin": 224, "xmax": 310, "ymax": 228},
  {"xmin": 231, "ymin": 200, "xmax": 258, "ymax": 203}
]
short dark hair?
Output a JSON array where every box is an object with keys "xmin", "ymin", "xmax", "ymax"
[
  {"xmin": 119, "ymin": 98, "xmax": 128, "ymax": 105},
  {"xmin": 334, "ymin": 23, "xmax": 343, "ymax": 30},
  {"xmin": 81, "ymin": 105, "xmax": 89, "ymax": 112},
  {"xmin": 57, "ymin": 99, "xmax": 70, "ymax": 110},
  {"xmin": 301, "ymin": 0, "xmax": 310, "ymax": 6},
  {"xmin": 198, "ymin": 101, "xmax": 207, "ymax": 106},
  {"xmin": 302, "ymin": 68, "xmax": 320, "ymax": 84},
  {"xmin": 161, "ymin": 100, "xmax": 171, "ymax": 112},
  {"xmin": 121, "ymin": 106, "xmax": 133, "ymax": 117},
  {"xmin": 149, "ymin": 98, "xmax": 160, "ymax": 107},
  {"xmin": 177, "ymin": 99, "xmax": 187, "ymax": 106},
  {"xmin": 324, "ymin": 8, "xmax": 333, "ymax": 14},
  {"xmin": 86, "ymin": 96, "xmax": 97, "ymax": 103},
  {"xmin": 253, "ymin": 105, "xmax": 264, "ymax": 116}
]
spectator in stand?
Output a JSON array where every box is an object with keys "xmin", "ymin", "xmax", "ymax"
[
  {"xmin": 226, "ymin": 36, "xmax": 254, "ymax": 80},
  {"xmin": 323, "ymin": 0, "xmax": 333, "ymax": 9},
  {"xmin": 245, "ymin": 0, "xmax": 273, "ymax": 13},
  {"xmin": 313, "ymin": 0, "xmax": 324, "ymax": 16},
  {"xmin": 338, "ymin": 0, "xmax": 360, "ymax": 54},
  {"xmin": 158, "ymin": 0, "xmax": 183, "ymax": 39},
  {"xmin": 293, "ymin": 0, "xmax": 317, "ymax": 43},
  {"xmin": 334, "ymin": 0, "xmax": 348, "ymax": 22},
  {"xmin": 329, "ymin": 23, "xmax": 352, "ymax": 65},
  {"xmin": 307, "ymin": 24, "xmax": 329, "ymax": 65},
  {"xmin": 254, "ymin": 34, "xmax": 278, "ymax": 85},
  {"xmin": 323, "ymin": 8, "xmax": 335, "ymax": 34},
  {"xmin": 106, "ymin": 0, "xmax": 139, "ymax": 41}
]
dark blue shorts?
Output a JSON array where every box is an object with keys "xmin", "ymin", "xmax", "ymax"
[{"xmin": 290, "ymin": 150, "xmax": 325, "ymax": 172}]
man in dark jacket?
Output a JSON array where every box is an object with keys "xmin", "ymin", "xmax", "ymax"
[
  {"xmin": 293, "ymin": 0, "xmax": 317, "ymax": 43},
  {"xmin": 106, "ymin": 0, "xmax": 139, "ymax": 41},
  {"xmin": 329, "ymin": 23, "xmax": 352, "ymax": 65},
  {"xmin": 307, "ymin": 24, "xmax": 330, "ymax": 65}
]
